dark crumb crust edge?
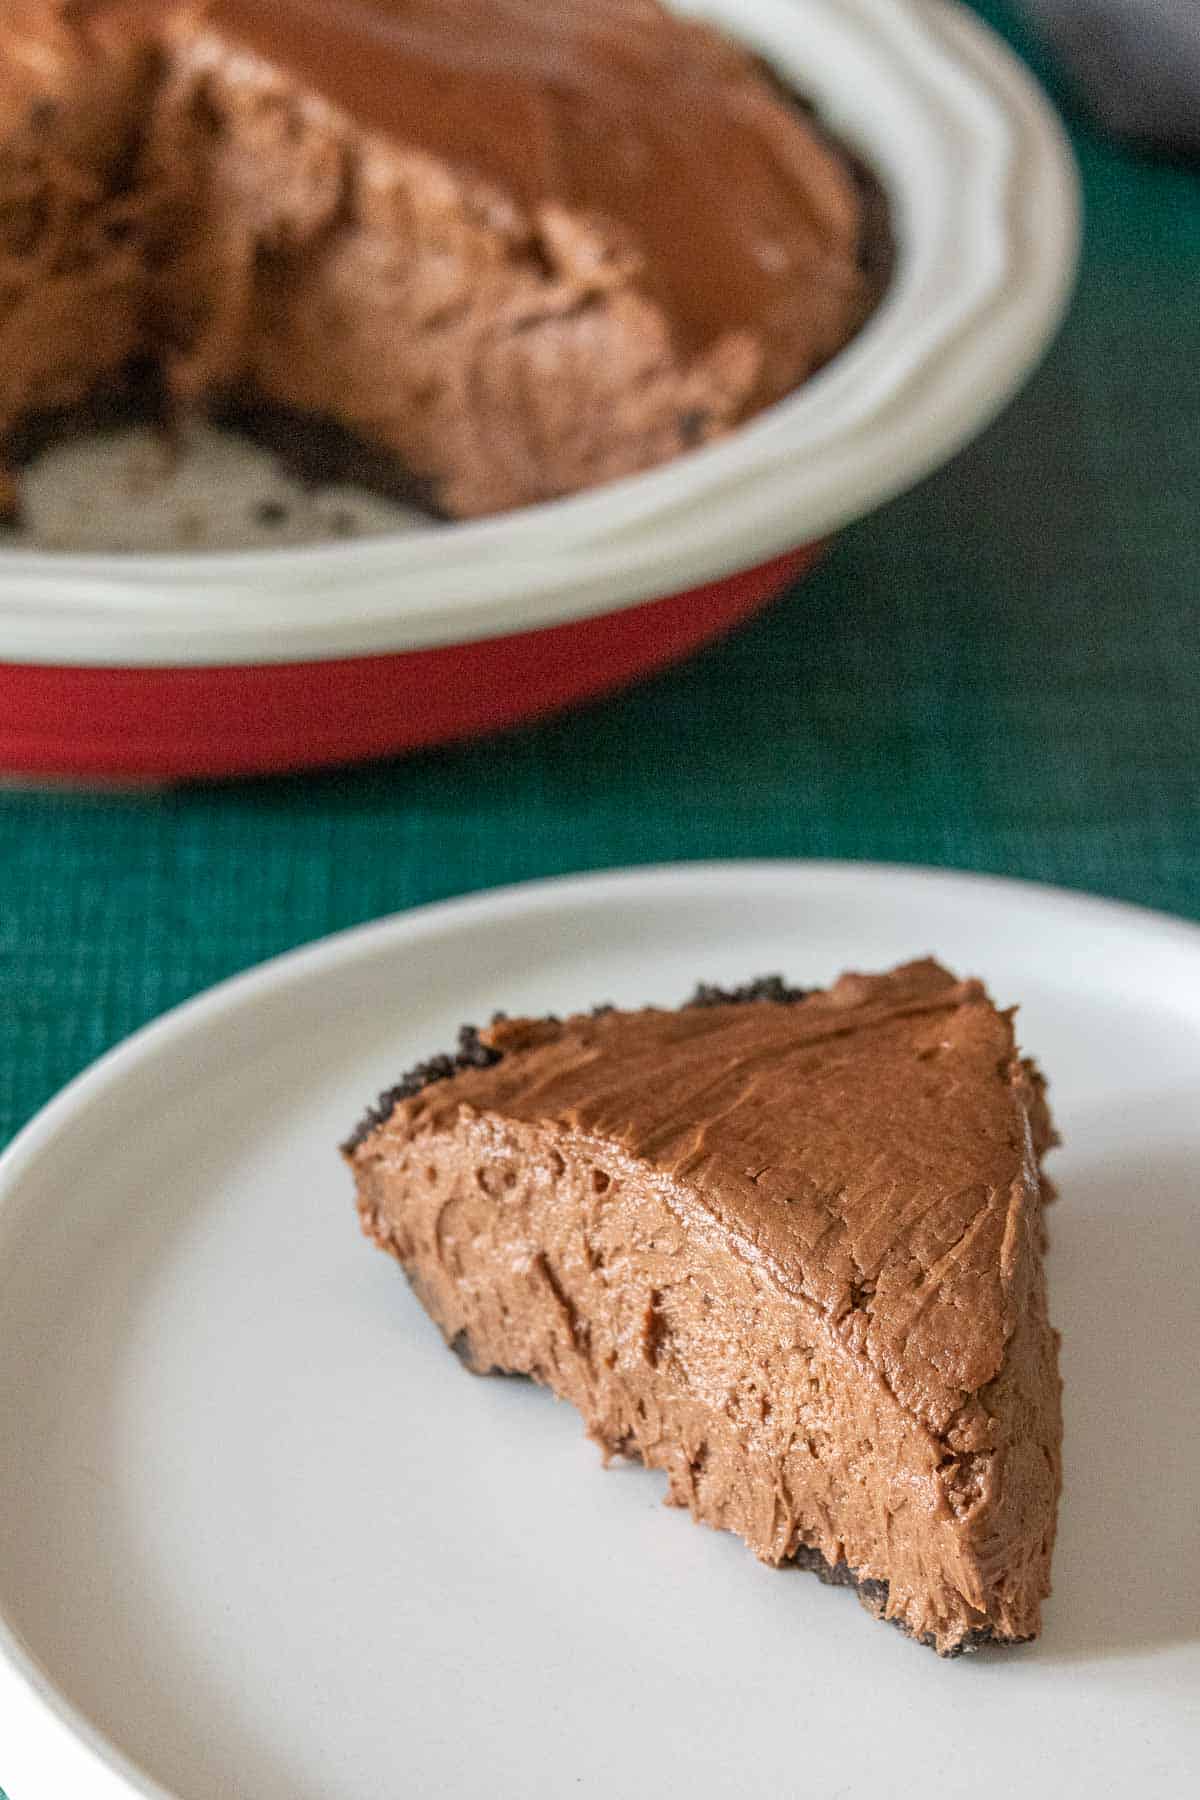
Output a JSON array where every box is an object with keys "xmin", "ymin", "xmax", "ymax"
[
  {"xmin": 788, "ymin": 1546, "xmax": 1016, "ymax": 1657},
  {"xmin": 349, "ymin": 974, "xmax": 1023, "ymax": 1658},
  {"xmin": 341, "ymin": 976, "xmax": 811, "ymax": 1154}
]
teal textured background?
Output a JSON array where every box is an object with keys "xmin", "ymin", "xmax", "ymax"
[{"xmin": 1, "ymin": 0, "xmax": 1198, "ymax": 1163}]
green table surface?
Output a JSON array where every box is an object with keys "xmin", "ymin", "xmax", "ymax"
[{"xmin": 1, "ymin": 0, "xmax": 1198, "ymax": 1162}]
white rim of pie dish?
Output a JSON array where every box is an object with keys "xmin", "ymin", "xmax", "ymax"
[{"xmin": 0, "ymin": 0, "xmax": 1080, "ymax": 667}]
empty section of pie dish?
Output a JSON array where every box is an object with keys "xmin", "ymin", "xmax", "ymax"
[{"xmin": 0, "ymin": 0, "xmax": 1080, "ymax": 777}]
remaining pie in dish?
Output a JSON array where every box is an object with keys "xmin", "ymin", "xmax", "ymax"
[
  {"xmin": 0, "ymin": 1, "xmax": 887, "ymax": 524},
  {"xmin": 344, "ymin": 960, "xmax": 1062, "ymax": 1656}
]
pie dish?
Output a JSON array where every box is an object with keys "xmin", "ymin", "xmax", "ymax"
[
  {"xmin": 346, "ymin": 958, "xmax": 1062, "ymax": 1655},
  {"xmin": 0, "ymin": 0, "xmax": 1079, "ymax": 778}
]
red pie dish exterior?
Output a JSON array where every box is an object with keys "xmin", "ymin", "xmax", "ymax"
[{"xmin": 0, "ymin": 551, "xmax": 818, "ymax": 781}]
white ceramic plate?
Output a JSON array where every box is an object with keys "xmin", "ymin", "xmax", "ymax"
[{"xmin": 1, "ymin": 864, "xmax": 1197, "ymax": 1800}]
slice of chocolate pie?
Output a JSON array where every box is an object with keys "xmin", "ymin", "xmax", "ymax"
[{"xmin": 344, "ymin": 960, "xmax": 1062, "ymax": 1656}]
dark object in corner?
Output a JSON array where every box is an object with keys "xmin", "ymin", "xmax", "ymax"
[{"xmin": 1017, "ymin": 0, "xmax": 1200, "ymax": 156}]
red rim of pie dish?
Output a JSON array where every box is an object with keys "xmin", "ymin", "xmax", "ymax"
[{"xmin": 0, "ymin": 546, "xmax": 820, "ymax": 782}]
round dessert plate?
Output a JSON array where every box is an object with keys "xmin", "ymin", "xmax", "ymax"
[{"xmin": 1, "ymin": 863, "xmax": 1197, "ymax": 1800}]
